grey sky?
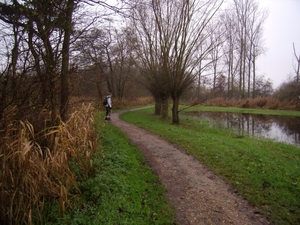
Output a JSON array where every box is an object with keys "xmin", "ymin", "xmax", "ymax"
[{"xmin": 257, "ymin": 0, "xmax": 300, "ymax": 88}]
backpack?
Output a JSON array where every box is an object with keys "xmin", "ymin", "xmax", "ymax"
[{"xmin": 103, "ymin": 97, "xmax": 108, "ymax": 106}]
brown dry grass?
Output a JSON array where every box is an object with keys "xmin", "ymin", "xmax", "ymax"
[
  {"xmin": 70, "ymin": 96, "xmax": 154, "ymax": 110},
  {"xmin": 0, "ymin": 103, "xmax": 98, "ymax": 224},
  {"xmin": 203, "ymin": 97, "xmax": 300, "ymax": 110},
  {"xmin": 114, "ymin": 96, "xmax": 154, "ymax": 109}
]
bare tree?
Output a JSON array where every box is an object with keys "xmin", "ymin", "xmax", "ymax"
[
  {"xmin": 131, "ymin": 1, "xmax": 170, "ymax": 118},
  {"xmin": 222, "ymin": 0, "xmax": 267, "ymax": 99},
  {"xmin": 131, "ymin": 0, "xmax": 224, "ymax": 123},
  {"xmin": 221, "ymin": 9, "xmax": 240, "ymax": 98},
  {"xmin": 245, "ymin": 0, "xmax": 268, "ymax": 98},
  {"xmin": 111, "ymin": 27, "xmax": 139, "ymax": 99},
  {"xmin": 74, "ymin": 25, "xmax": 140, "ymax": 100},
  {"xmin": 61, "ymin": 0, "xmax": 75, "ymax": 121},
  {"xmin": 0, "ymin": 0, "xmax": 128, "ymax": 122},
  {"xmin": 293, "ymin": 43, "xmax": 300, "ymax": 82},
  {"xmin": 73, "ymin": 27, "xmax": 109, "ymax": 99},
  {"xmin": 207, "ymin": 20, "xmax": 226, "ymax": 93},
  {"xmin": 0, "ymin": 21, "xmax": 38, "ymax": 122},
  {"xmin": 0, "ymin": 0, "xmax": 77, "ymax": 123}
]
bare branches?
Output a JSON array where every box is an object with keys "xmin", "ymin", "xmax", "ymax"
[
  {"xmin": 222, "ymin": 0, "xmax": 268, "ymax": 98},
  {"xmin": 293, "ymin": 42, "xmax": 300, "ymax": 82},
  {"xmin": 131, "ymin": 0, "xmax": 224, "ymax": 123}
]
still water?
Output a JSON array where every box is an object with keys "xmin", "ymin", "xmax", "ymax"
[{"xmin": 186, "ymin": 111, "xmax": 300, "ymax": 147}]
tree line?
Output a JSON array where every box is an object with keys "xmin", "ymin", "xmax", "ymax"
[{"xmin": 0, "ymin": 0, "xmax": 298, "ymax": 126}]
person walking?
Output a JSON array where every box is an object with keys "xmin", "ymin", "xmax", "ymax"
[{"xmin": 103, "ymin": 93, "xmax": 112, "ymax": 120}]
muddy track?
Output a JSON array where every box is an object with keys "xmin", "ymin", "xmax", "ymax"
[{"xmin": 110, "ymin": 110, "xmax": 271, "ymax": 225}]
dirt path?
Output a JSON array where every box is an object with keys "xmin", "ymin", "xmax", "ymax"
[{"xmin": 110, "ymin": 110, "xmax": 271, "ymax": 225}]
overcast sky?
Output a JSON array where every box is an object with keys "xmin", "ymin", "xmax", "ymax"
[{"xmin": 257, "ymin": 0, "xmax": 300, "ymax": 89}]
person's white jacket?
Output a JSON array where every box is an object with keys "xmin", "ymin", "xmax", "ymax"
[{"xmin": 105, "ymin": 95, "xmax": 112, "ymax": 108}]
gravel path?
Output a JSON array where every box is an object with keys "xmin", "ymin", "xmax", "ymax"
[{"xmin": 110, "ymin": 110, "xmax": 271, "ymax": 225}]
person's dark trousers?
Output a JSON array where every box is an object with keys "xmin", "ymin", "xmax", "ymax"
[{"xmin": 105, "ymin": 107, "xmax": 111, "ymax": 120}]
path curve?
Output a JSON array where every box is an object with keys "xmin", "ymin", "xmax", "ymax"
[{"xmin": 110, "ymin": 110, "xmax": 270, "ymax": 225}]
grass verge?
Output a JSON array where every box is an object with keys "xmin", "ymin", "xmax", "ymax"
[
  {"xmin": 47, "ymin": 112, "xmax": 176, "ymax": 225},
  {"xmin": 120, "ymin": 107, "xmax": 300, "ymax": 225}
]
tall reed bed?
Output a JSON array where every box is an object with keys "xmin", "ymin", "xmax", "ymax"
[
  {"xmin": 203, "ymin": 97, "xmax": 300, "ymax": 110},
  {"xmin": 0, "ymin": 103, "xmax": 97, "ymax": 225},
  {"xmin": 112, "ymin": 96, "xmax": 154, "ymax": 109}
]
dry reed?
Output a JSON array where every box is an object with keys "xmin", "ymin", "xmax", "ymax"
[
  {"xmin": 203, "ymin": 97, "xmax": 298, "ymax": 110},
  {"xmin": 0, "ymin": 103, "xmax": 98, "ymax": 225},
  {"xmin": 111, "ymin": 96, "xmax": 154, "ymax": 109}
]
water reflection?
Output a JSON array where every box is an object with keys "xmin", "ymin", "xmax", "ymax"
[{"xmin": 186, "ymin": 111, "xmax": 300, "ymax": 147}]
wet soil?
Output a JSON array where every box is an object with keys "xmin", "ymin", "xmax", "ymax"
[{"xmin": 110, "ymin": 110, "xmax": 271, "ymax": 225}]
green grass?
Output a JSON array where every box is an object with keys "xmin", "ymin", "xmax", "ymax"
[
  {"xmin": 91, "ymin": 115, "xmax": 175, "ymax": 224},
  {"xmin": 120, "ymin": 107, "xmax": 300, "ymax": 225},
  {"xmin": 43, "ymin": 112, "xmax": 175, "ymax": 225}
]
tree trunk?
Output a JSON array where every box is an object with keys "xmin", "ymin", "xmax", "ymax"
[
  {"xmin": 248, "ymin": 49, "xmax": 251, "ymax": 98},
  {"xmin": 197, "ymin": 71, "xmax": 201, "ymax": 102},
  {"xmin": 293, "ymin": 43, "xmax": 300, "ymax": 82},
  {"xmin": 161, "ymin": 96, "xmax": 169, "ymax": 119},
  {"xmin": 239, "ymin": 36, "xmax": 243, "ymax": 98},
  {"xmin": 252, "ymin": 46, "xmax": 256, "ymax": 98},
  {"xmin": 171, "ymin": 96, "xmax": 180, "ymax": 124},
  {"xmin": 60, "ymin": 0, "xmax": 74, "ymax": 122},
  {"xmin": 154, "ymin": 96, "xmax": 161, "ymax": 115}
]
